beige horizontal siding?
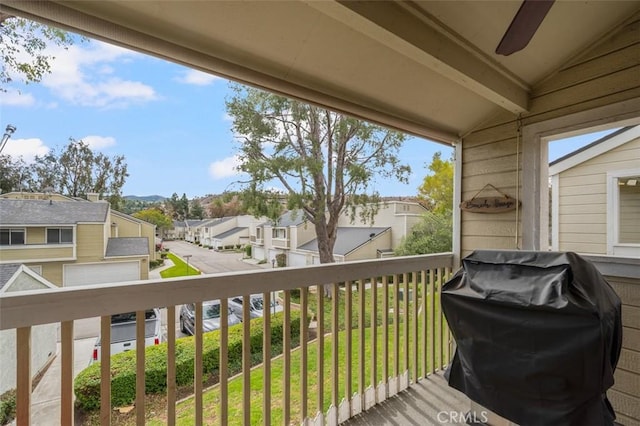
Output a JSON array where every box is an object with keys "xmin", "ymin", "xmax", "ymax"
[
  {"xmin": 558, "ymin": 203, "xmax": 606, "ymax": 215},
  {"xmin": 557, "ymin": 232, "xmax": 605, "ymax": 244},
  {"xmin": 558, "ymin": 183, "xmax": 606, "ymax": 197},
  {"xmin": 559, "ymin": 242, "xmax": 607, "ymax": 254},
  {"xmin": 558, "ymin": 213, "xmax": 606, "ymax": 224},
  {"xmin": 557, "ymin": 173, "xmax": 605, "ymax": 187}
]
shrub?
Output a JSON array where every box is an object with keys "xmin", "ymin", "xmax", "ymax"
[
  {"xmin": 74, "ymin": 310, "xmax": 305, "ymax": 411},
  {"xmin": 0, "ymin": 389, "xmax": 16, "ymax": 426},
  {"xmin": 244, "ymin": 245, "xmax": 252, "ymax": 257},
  {"xmin": 276, "ymin": 253, "xmax": 286, "ymax": 267}
]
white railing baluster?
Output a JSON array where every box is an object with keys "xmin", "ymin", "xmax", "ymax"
[
  {"xmin": 136, "ymin": 310, "xmax": 145, "ymax": 426},
  {"xmin": 262, "ymin": 291, "xmax": 271, "ymax": 426},
  {"xmin": 370, "ymin": 276, "xmax": 377, "ymax": 405},
  {"xmin": 345, "ymin": 280, "xmax": 352, "ymax": 413},
  {"xmin": 358, "ymin": 279, "xmax": 365, "ymax": 410},
  {"xmin": 403, "ymin": 272, "xmax": 409, "ymax": 380},
  {"xmin": 316, "ymin": 284, "xmax": 324, "ymax": 419},
  {"xmin": 331, "ymin": 282, "xmax": 339, "ymax": 424},
  {"xmin": 60, "ymin": 320, "xmax": 74, "ymax": 425},
  {"xmin": 430, "ymin": 269, "xmax": 436, "ymax": 375},
  {"xmin": 393, "ymin": 274, "xmax": 399, "ymax": 386},
  {"xmin": 412, "ymin": 272, "xmax": 419, "ymax": 384},
  {"xmin": 16, "ymin": 326, "xmax": 31, "ymax": 426},
  {"xmin": 100, "ymin": 315, "xmax": 111, "ymax": 425},
  {"xmin": 242, "ymin": 295, "xmax": 250, "ymax": 426},
  {"xmin": 195, "ymin": 302, "xmax": 203, "ymax": 426},
  {"xmin": 283, "ymin": 290, "xmax": 291, "ymax": 426},
  {"xmin": 167, "ymin": 306, "xmax": 176, "ymax": 426},
  {"xmin": 220, "ymin": 299, "xmax": 229, "ymax": 426},
  {"xmin": 421, "ymin": 270, "xmax": 427, "ymax": 379},
  {"xmin": 300, "ymin": 287, "xmax": 308, "ymax": 421},
  {"xmin": 382, "ymin": 275, "xmax": 389, "ymax": 396}
]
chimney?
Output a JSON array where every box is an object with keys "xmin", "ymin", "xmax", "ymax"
[{"xmin": 86, "ymin": 193, "xmax": 100, "ymax": 202}]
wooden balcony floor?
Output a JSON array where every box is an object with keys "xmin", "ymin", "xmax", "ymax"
[{"xmin": 345, "ymin": 372, "xmax": 472, "ymax": 426}]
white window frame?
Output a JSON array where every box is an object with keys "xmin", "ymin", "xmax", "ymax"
[
  {"xmin": 272, "ymin": 228, "xmax": 287, "ymax": 239},
  {"xmin": 607, "ymin": 168, "xmax": 640, "ymax": 257},
  {"xmin": 0, "ymin": 228, "xmax": 26, "ymax": 245},
  {"xmin": 46, "ymin": 227, "xmax": 74, "ymax": 244}
]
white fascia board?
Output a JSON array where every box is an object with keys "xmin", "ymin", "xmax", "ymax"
[{"xmin": 549, "ymin": 126, "xmax": 640, "ymax": 176}]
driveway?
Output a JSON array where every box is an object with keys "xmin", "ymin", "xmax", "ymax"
[{"xmin": 162, "ymin": 240, "xmax": 265, "ymax": 274}]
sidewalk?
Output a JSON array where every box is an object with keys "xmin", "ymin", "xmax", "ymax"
[
  {"xmin": 149, "ymin": 258, "xmax": 175, "ymax": 279},
  {"xmin": 24, "ymin": 337, "xmax": 95, "ymax": 425}
]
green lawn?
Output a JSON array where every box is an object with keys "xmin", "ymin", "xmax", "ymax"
[
  {"xmin": 144, "ymin": 285, "xmax": 451, "ymax": 425},
  {"xmin": 160, "ymin": 253, "xmax": 201, "ymax": 278}
]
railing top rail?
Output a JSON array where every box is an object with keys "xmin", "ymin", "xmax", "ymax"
[{"xmin": 0, "ymin": 253, "xmax": 453, "ymax": 330}]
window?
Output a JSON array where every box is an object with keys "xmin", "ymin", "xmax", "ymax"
[
  {"xmin": 272, "ymin": 228, "xmax": 287, "ymax": 239},
  {"xmin": 0, "ymin": 228, "xmax": 25, "ymax": 245},
  {"xmin": 47, "ymin": 228, "xmax": 73, "ymax": 244},
  {"xmin": 607, "ymin": 169, "xmax": 640, "ymax": 256}
]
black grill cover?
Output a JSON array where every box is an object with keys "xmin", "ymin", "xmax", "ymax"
[{"xmin": 442, "ymin": 250, "xmax": 622, "ymax": 426}]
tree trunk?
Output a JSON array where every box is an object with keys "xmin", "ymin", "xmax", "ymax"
[{"xmin": 314, "ymin": 219, "xmax": 336, "ymax": 297}]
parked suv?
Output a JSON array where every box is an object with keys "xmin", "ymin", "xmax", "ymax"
[
  {"xmin": 179, "ymin": 300, "xmax": 241, "ymax": 335},
  {"xmin": 91, "ymin": 308, "xmax": 162, "ymax": 363}
]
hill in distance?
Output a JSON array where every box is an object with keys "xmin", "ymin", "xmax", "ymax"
[{"xmin": 123, "ymin": 195, "xmax": 166, "ymax": 202}]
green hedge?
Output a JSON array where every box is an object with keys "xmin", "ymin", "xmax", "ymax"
[
  {"xmin": 0, "ymin": 390, "xmax": 16, "ymax": 425},
  {"xmin": 74, "ymin": 310, "xmax": 304, "ymax": 411}
]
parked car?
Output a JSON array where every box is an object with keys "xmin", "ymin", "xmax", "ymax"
[
  {"xmin": 179, "ymin": 300, "xmax": 241, "ymax": 335},
  {"xmin": 228, "ymin": 293, "xmax": 283, "ymax": 320},
  {"xmin": 91, "ymin": 308, "xmax": 162, "ymax": 363}
]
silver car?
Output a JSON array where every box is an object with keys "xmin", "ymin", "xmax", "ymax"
[
  {"xmin": 179, "ymin": 300, "xmax": 241, "ymax": 335},
  {"xmin": 228, "ymin": 293, "xmax": 283, "ymax": 320}
]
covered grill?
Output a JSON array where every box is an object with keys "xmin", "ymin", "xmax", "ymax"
[{"xmin": 442, "ymin": 250, "xmax": 622, "ymax": 425}]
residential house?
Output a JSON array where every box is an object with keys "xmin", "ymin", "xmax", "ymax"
[
  {"xmin": 2, "ymin": 3, "xmax": 639, "ymax": 425},
  {"xmin": 251, "ymin": 201, "xmax": 429, "ymax": 266},
  {"xmin": 0, "ymin": 192, "xmax": 156, "ymax": 286},
  {"xmin": 0, "ymin": 264, "xmax": 57, "ymax": 394},
  {"xmin": 164, "ymin": 220, "xmax": 186, "ymax": 240},
  {"xmin": 550, "ymin": 126, "xmax": 640, "ymax": 257}
]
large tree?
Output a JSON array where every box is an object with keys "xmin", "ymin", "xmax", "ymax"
[
  {"xmin": 0, "ymin": 155, "xmax": 28, "ymax": 193},
  {"xmin": 396, "ymin": 152, "xmax": 453, "ymax": 255},
  {"xmin": 0, "ymin": 15, "xmax": 79, "ymax": 89},
  {"xmin": 29, "ymin": 138, "xmax": 128, "ymax": 207},
  {"xmin": 133, "ymin": 208, "xmax": 173, "ymax": 232},
  {"xmin": 417, "ymin": 151, "xmax": 453, "ymax": 215},
  {"xmin": 226, "ymin": 84, "xmax": 410, "ymax": 268}
]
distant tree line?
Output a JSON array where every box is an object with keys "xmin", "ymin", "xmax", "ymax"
[{"xmin": 0, "ymin": 138, "xmax": 128, "ymax": 209}]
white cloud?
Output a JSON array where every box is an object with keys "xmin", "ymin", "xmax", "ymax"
[
  {"xmin": 39, "ymin": 40, "xmax": 157, "ymax": 107},
  {"xmin": 0, "ymin": 90, "xmax": 35, "ymax": 107},
  {"xmin": 209, "ymin": 156, "xmax": 241, "ymax": 179},
  {"xmin": 175, "ymin": 69, "xmax": 220, "ymax": 86},
  {"xmin": 80, "ymin": 135, "xmax": 116, "ymax": 150},
  {"xmin": 2, "ymin": 138, "xmax": 50, "ymax": 163}
]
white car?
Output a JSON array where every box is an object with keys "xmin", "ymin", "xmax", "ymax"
[
  {"xmin": 91, "ymin": 308, "xmax": 162, "ymax": 363},
  {"xmin": 228, "ymin": 293, "xmax": 283, "ymax": 320}
]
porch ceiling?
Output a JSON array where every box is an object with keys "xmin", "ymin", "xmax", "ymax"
[{"xmin": 3, "ymin": 1, "xmax": 638, "ymax": 143}]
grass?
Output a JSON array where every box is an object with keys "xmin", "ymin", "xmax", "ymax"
[
  {"xmin": 160, "ymin": 253, "xmax": 201, "ymax": 278},
  {"xmin": 87, "ymin": 274, "xmax": 452, "ymax": 425}
]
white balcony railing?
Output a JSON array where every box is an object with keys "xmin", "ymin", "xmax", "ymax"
[
  {"xmin": 272, "ymin": 237, "xmax": 289, "ymax": 249},
  {"xmin": 0, "ymin": 253, "xmax": 454, "ymax": 425}
]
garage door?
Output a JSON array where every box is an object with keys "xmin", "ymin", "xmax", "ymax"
[{"xmin": 64, "ymin": 261, "xmax": 140, "ymax": 287}]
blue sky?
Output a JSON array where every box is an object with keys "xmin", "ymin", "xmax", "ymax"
[{"xmin": 1, "ymin": 36, "xmax": 615, "ymax": 199}]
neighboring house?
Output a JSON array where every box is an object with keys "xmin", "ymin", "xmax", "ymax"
[
  {"xmin": 251, "ymin": 201, "xmax": 428, "ymax": 266},
  {"xmin": 0, "ymin": 192, "xmax": 156, "ymax": 286},
  {"xmin": 185, "ymin": 215, "xmax": 268, "ymax": 249},
  {"xmin": 0, "ymin": 264, "xmax": 57, "ymax": 394},
  {"xmin": 165, "ymin": 220, "xmax": 187, "ymax": 240},
  {"xmin": 550, "ymin": 126, "xmax": 640, "ymax": 257}
]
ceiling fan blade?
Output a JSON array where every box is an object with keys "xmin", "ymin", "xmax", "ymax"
[{"xmin": 496, "ymin": 0, "xmax": 555, "ymax": 56}]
